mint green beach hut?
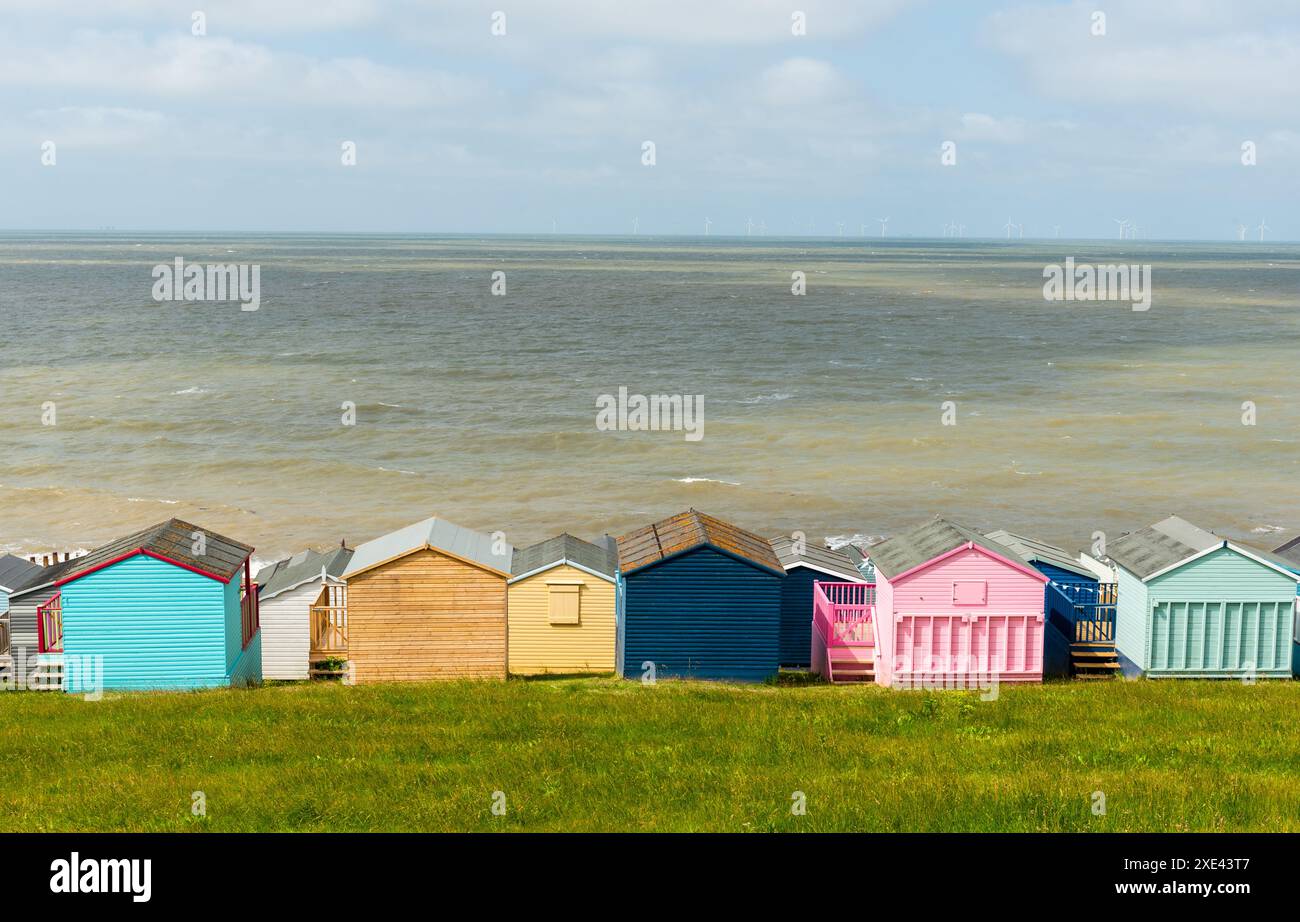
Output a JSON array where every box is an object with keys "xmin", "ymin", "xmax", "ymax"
[{"xmin": 1110, "ymin": 516, "xmax": 1298, "ymax": 679}]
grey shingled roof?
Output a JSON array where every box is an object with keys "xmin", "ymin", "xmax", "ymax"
[
  {"xmin": 59, "ymin": 519, "xmax": 253, "ymax": 585},
  {"xmin": 770, "ymin": 536, "xmax": 863, "ymax": 581},
  {"xmin": 1108, "ymin": 515, "xmax": 1220, "ymax": 580},
  {"xmin": 1111, "ymin": 515, "xmax": 1298, "ymax": 581},
  {"xmin": 510, "ymin": 534, "xmax": 617, "ymax": 582},
  {"xmin": 256, "ymin": 545, "xmax": 354, "ymax": 599},
  {"xmin": 868, "ymin": 517, "xmax": 1033, "ymax": 582},
  {"xmin": 983, "ymin": 529, "xmax": 1093, "ymax": 579},
  {"xmin": 0, "ymin": 554, "xmax": 41, "ymax": 592},
  {"xmin": 343, "ymin": 516, "xmax": 512, "ymax": 578}
]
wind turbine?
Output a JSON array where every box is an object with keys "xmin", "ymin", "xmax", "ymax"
[
  {"xmin": 758, "ymin": 219, "xmax": 767, "ymax": 235},
  {"xmin": 551, "ymin": 218, "xmax": 557, "ymax": 234},
  {"xmin": 704, "ymin": 217, "xmax": 712, "ymax": 236},
  {"xmin": 1235, "ymin": 222, "xmax": 1247, "ymax": 241},
  {"xmin": 1258, "ymin": 218, "xmax": 1268, "ymax": 242},
  {"xmin": 1017, "ymin": 223, "xmax": 1025, "ymax": 239},
  {"xmin": 957, "ymin": 223, "xmax": 966, "ymax": 238},
  {"xmin": 1114, "ymin": 218, "xmax": 1129, "ymax": 240},
  {"xmin": 1003, "ymin": 217, "xmax": 1015, "ymax": 239},
  {"xmin": 877, "ymin": 217, "xmax": 890, "ymax": 238},
  {"xmin": 632, "ymin": 216, "xmax": 639, "ymax": 235},
  {"xmin": 1052, "ymin": 225, "xmax": 1061, "ymax": 239},
  {"xmin": 746, "ymin": 217, "xmax": 754, "ymax": 237},
  {"xmin": 860, "ymin": 223, "xmax": 868, "ymax": 236},
  {"xmin": 836, "ymin": 221, "xmax": 845, "ymax": 237}
]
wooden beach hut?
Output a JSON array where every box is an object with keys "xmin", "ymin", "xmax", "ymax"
[
  {"xmin": 1109, "ymin": 516, "xmax": 1298, "ymax": 679},
  {"xmin": 863, "ymin": 517, "xmax": 1048, "ymax": 688},
  {"xmin": 507, "ymin": 534, "xmax": 618, "ymax": 675},
  {"xmin": 984, "ymin": 530, "xmax": 1119, "ymax": 678},
  {"xmin": 616, "ymin": 510, "xmax": 785, "ymax": 682},
  {"xmin": 255, "ymin": 544, "xmax": 353, "ymax": 680},
  {"xmin": 1271, "ymin": 536, "xmax": 1300, "ymax": 676},
  {"xmin": 770, "ymin": 535, "xmax": 865, "ymax": 668},
  {"xmin": 1, "ymin": 557, "xmax": 80, "ymax": 689},
  {"xmin": 51, "ymin": 519, "xmax": 261, "ymax": 692},
  {"xmin": 341, "ymin": 516, "xmax": 513, "ymax": 683}
]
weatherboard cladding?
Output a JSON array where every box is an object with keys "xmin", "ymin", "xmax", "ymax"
[
  {"xmin": 60, "ymin": 552, "xmax": 243, "ymax": 692},
  {"xmin": 620, "ymin": 544, "xmax": 783, "ymax": 682},
  {"xmin": 344, "ymin": 516, "xmax": 512, "ymax": 578},
  {"xmin": 617, "ymin": 509, "xmax": 783, "ymax": 576},
  {"xmin": 510, "ymin": 534, "xmax": 617, "ymax": 581},
  {"xmin": 57, "ymin": 518, "xmax": 253, "ymax": 585},
  {"xmin": 258, "ymin": 581, "xmax": 319, "ymax": 680}
]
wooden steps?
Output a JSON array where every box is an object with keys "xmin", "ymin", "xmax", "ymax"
[
  {"xmin": 1071, "ymin": 642, "xmax": 1120, "ymax": 678},
  {"xmin": 828, "ymin": 649, "xmax": 875, "ymax": 684}
]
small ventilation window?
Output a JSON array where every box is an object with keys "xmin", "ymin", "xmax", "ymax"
[
  {"xmin": 952, "ymin": 580, "xmax": 987, "ymax": 605},
  {"xmin": 547, "ymin": 581, "xmax": 582, "ymax": 624}
]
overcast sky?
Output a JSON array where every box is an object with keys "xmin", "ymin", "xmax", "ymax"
[{"xmin": 1, "ymin": 0, "xmax": 1296, "ymax": 238}]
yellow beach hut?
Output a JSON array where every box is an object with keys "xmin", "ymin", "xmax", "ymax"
[{"xmin": 507, "ymin": 534, "xmax": 618, "ymax": 676}]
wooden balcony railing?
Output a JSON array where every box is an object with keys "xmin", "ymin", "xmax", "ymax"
[
  {"xmin": 813, "ymin": 581, "xmax": 876, "ymax": 647},
  {"xmin": 310, "ymin": 583, "xmax": 348, "ymax": 656},
  {"xmin": 37, "ymin": 593, "xmax": 63, "ymax": 654},
  {"xmin": 0, "ymin": 619, "xmax": 10, "ymax": 656},
  {"xmin": 1063, "ymin": 581, "xmax": 1117, "ymax": 643}
]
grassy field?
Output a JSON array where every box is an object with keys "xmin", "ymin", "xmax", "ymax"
[{"xmin": 1, "ymin": 676, "xmax": 1297, "ymax": 832}]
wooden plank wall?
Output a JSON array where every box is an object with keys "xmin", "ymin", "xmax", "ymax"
[{"xmin": 347, "ymin": 548, "xmax": 507, "ymax": 683}]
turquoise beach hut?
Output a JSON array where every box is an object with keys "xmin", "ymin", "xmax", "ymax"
[
  {"xmin": 1109, "ymin": 516, "xmax": 1298, "ymax": 679},
  {"xmin": 51, "ymin": 519, "xmax": 261, "ymax": 693}
]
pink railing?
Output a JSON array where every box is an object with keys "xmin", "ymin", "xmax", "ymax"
[
  {"xmin": 37, "ymin": 592, "xmax": 63, "ymax": 653},
  {"xmin": 813, "ymin": 581, "xmax": 876, "ymax": 646}
]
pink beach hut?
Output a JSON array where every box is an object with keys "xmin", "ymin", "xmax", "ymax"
[{"xmin": 853, "ymin": 518, "xmax": 1047, "ymax": 689}]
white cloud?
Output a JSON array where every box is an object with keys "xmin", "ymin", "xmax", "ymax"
[{"xmin": 760, "ymin": 58, "xmax": 843, "ymax": 106}]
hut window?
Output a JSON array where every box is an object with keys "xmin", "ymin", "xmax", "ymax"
[
  {"xmin": 546, "ymin": 582, "xmax": 582, "ymax": 625},
  {"xmin": 952, "ymin": 580, "xmax": 987, "ymax": 605}
]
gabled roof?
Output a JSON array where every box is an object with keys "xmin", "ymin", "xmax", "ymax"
[
  {"xmin": 256, "ymin": 545, "xmax": 353, "ymax": 599},
  {"xmin": 983, "ymin": 529, "xmax": 1093, "ymax": 580},
  {"xmin": 867, "ymin": 517, "xmax": 1042, "ymax": 583},
  {"xmin": 0, "ymin": 554, "xmax": 41, "ymax": 592},
  {"xmin": 1273, "ymin": 535, "xmax": 1300, "ymax": 570},
  {"xmin": 54, "ymin": 519, "xmax": 254, "ymax": 586},
  {"xmin": 1111, "ymin": 515, "xmax": 1300, "ymax": 582},
  {"xmin": 343, "ymin": 516, "xmax": 512, "ymax": 579},
  {"xmin": 770, "ymin": 536, "xmax": 864, "ymax": 582},
  {"xmin": 509, "ymin": 533, "xmax": 618, "ymax": 583},
  {"xmin": 617, "ymin": 509, "xmax": 784, "ymax": 577}
]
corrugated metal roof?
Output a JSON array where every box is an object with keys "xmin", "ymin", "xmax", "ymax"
[
  {"xmin": 256, "ymin": 545, "xmax": 354, "ymax": 599},
  {"xmin": 0, "ymin": 554, "xmax": 41, "ymax": 591},
  {"xmin": 510, "ymin": 533, "xmax": 617, "ymax": 580},
  {"xmin": 1108, "ymin": 515, "xmax": 1220, "ymax": 580},
  {"xmin": 769, "ymin": 535, "xmax": 862, "ymax": 581},
  {"xmin": 58, "ymin": 519, "xmax": 253, "ymax": 585},
  {"xmin": 983, "ymin": 529, "xmax": 1093, "ymax": 579},
  {"xmin": 343, "ymin": 516, "xmax": 512, "ymax": 578},
  {"xmin": 868, "ymin": 517, "xmax": 1032, "ymax": 581},
  {"xmin": 617, "ymin": 509, "xmax": 784, "ymax": 576}
]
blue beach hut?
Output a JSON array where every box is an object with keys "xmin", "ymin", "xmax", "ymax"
[
  {"xmin": 52, "ymin": 519, "xmax": 261, "ymax": 692},
  {"xmin": 770, "ymin": 535, "xmax": 866, "ymax": 668},
  {"xmin": 616, "ymin": 510, "xmax": 785, "ymax": 682}
]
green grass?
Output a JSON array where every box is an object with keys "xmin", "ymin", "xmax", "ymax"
[{"xmin": 1, "ymin": 677, "xmax": 1297, "ymax": 831}]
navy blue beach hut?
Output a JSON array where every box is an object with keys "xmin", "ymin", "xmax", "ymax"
[
  {"xmin": 985, "ymin": 530, "xmax": 1119, "ymax": 678},
  {"xmin": 616, "ymin": 510, "xmax": 785, "ymax": 682},
  {"xmin": 770, "ymin": 535, "xmax": 866, "ymax": 668}
]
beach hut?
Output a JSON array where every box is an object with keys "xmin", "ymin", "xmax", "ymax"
[
  {"xmin": 255, "ymin": 544, "xmax": 353, "ymax": 680},
  {"xmin": 507, "ymin": 534, "xmax": 618, "ymax": 675},
  {"xmin": 341, "ymin": 516, "xmax": 512, "ymax": 683},
  {"xmin": 1271, "ymin": 536, "xmax": 1300, "ymax": 675},
  {"xmin": 616, "ymin": 510, "xmax": 785, "ymax": 682},
  {"xmin": 1109, "ymin": 516, "xmax": 1298, "ymax": 679},
  {"xmin": 860, "ymin": 517, "xmax": 1048, "ymax": 689},
  {"xmin": 770, "ymin": 535, "xmax": 865, "ymax": 668},
  {"xmin": 984, "ymin": 530, "xmax": 1118, "ymax": 678},
  {"xmin": 49, "ymin": 519, "xmax": 261, "ymax": 692},
  {"xmin": 0, "ymin": 554, "xmax": 40, "ymax": 617},
  {"xmin": 1, "ymin": 557, "xmax": 80, "ymax": 689}
]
